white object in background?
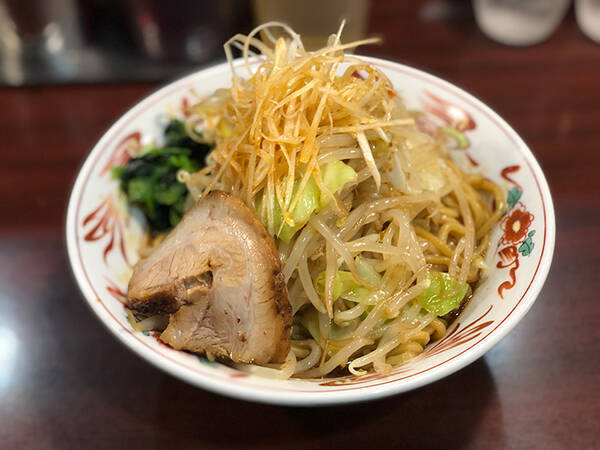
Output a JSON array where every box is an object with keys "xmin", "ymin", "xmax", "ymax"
[
  {"xmin": 473, "ymin": 0, "xmax": 571, "ymax": 46},
  {"xmin": 576, "ymin": 0, "xmax": 600, "ymax": 43}
]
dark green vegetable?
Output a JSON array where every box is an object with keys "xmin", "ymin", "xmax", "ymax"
[{"xmin": 112, "ymin": 119, "xmax": 213, "ymax": 231}]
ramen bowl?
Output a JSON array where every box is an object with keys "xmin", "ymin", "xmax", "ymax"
[{"xmin": 66, "ymin": 56, "xmax": 555, "ymax": 406}]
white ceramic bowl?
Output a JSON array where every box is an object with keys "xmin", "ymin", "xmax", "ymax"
[{"xmin": 66, "ymin": 56, "xmax": 555, "ymax": 406}]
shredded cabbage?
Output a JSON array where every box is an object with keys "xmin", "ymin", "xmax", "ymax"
[
  {"xmin": 320, "ymin": 161, "xmax": 357, "ymax": 206},
  {"xmin": 258, "ymin": 161, "xmax": 357, "ymax": 242},
  {"xmin": 314, "ymin": 257, "xmax": 381, "ymax": 303},
  {"xmin": 417, "ymin": 271, "xmax": 468, "ymax": 316}
]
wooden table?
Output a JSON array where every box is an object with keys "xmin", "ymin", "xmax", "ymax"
[{"xmin": 1, "ymin": 3, "xmax": 598, "ymax": 449}]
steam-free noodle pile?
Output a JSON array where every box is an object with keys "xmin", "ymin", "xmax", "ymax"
[{"xmin": 170, "ymin": 23, "xmax": 505, "ymax": 378}]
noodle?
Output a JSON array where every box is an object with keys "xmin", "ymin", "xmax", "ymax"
[{"xmin": 174, "ymin": 23, "xmax": 504, "ymax": 379}]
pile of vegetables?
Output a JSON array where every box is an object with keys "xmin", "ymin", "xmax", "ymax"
[
  {"xmin": 113, "ymin": 120, "xmax": 469, "ymax": 321},
  {"xmin": 257, "ymin": 161, "xmax": 358, "ymax": 243},
  {"xmin": 112, "ymin": 120, "xmax": 212, "ymax": 231}
]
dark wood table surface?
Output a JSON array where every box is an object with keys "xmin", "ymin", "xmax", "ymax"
[{"xmin": 1, "ymin": 3, "xmax": 599, "ymax": 449}]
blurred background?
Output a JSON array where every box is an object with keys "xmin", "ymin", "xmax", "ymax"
[{"xmin": 1, "ymin": 0, "xmax": 597, "ymax": 86}]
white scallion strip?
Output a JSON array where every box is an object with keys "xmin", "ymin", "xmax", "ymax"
[
  {"xmin": 283, "ymin": 226, "xmax": 316, "ymax": 281},
  {"xmin": 298, "ymin": 338, "xmax": 372, "ymax": 378},
  {"xmin": 298, "ymin": 255, "xmax": 327, "ymax": 313},
  {"xmin": 318, "ymin": 147, "xmax": 362, "ymax": 164},
  {"xmin": 449, "ymin": 237, "xmax": 466, "ymax": 278},
  {"xmin": 293, "ymin": 340, "xmax": 323, "ymax": 374},
  {"xmin": 334, "ymin": 303, "xmax": 365, "ymax": 323},
  {"xmin": 233, "ymin": 351, "xmax": 297, "ymax": 379},
  {"xmin": 310, "ymin": 217, "xmax": 373, "ymax": 289},
  {"xmin": 356, "ymin": 131, "xmax": 381, "ymax": 190}
]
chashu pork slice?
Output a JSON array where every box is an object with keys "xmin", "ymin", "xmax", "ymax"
[{"xmin": 127, "ymin": 190, "xmax": 292, "ymax": 364}]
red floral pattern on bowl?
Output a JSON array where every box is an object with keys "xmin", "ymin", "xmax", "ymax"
[{"xmin": 502, "ymin": 205, "xmax": 534, "ymax": 244}]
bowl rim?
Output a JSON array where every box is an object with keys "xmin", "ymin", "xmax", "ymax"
[{"xmin": 66, "ymin": 55, "xmax": 556, "ymax": 406}]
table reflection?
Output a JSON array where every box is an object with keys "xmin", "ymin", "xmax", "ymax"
[{"xmin": 0, "ymin": 326, "xmax": 18, "ymax": 390}]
